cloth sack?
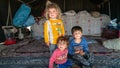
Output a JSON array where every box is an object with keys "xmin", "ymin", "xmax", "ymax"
[{"xmin": 13, "ymin": 4, "xmax": 35, "ymax": 27}]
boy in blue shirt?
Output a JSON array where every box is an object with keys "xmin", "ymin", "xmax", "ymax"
[{"xmin": 68, "ymin": 26, "xmax": 94, "ymax": 68}]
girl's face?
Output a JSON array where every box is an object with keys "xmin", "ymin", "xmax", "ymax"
[
  {"xmin": 73, "ymin": 30, "xmax": 82, "ymax": 39},
  {"xmin": 58, "ymin": 41, "xmax": 67, "ymax": 51},
  {"xmin": 48, "ymin": 8, "xmax": 58, "ymax": 19}
]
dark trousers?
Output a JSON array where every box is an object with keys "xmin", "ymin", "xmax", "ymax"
[{"xmin": 68, "ymin": 52, "xmax": 94, "ymax": 68}]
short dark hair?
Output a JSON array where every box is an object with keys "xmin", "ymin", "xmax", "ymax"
[
  {"xmin": 57, "ymin": 36, "xmax": 69, "ymax": 46},
  {"xmin": 71, "ymin": 26, "xmax": 83, "ymax": 34}
]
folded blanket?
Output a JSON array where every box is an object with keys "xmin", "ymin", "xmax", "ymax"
[{"xmin": 103, "ymin": 38, "xmax": 120, "ymax": 50}]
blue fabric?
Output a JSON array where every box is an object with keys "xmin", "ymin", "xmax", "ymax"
[
  {"xmin": 68, "ymin": 37, "xmax": 89, "ymax": 55},
  {"xmin": 22, "ymin": 15, "xmax": 35, "ymax": 27},
  {"xmin": 13, "ymin": 4, "xmax": 35, "ymax": 27},
  {"xmin": 58, "ymin": 60, "xmax": 72, "ymax": 68}
]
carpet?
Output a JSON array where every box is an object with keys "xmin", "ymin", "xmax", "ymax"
[
  {"xmin": 0, "ymin": 57, "xmax": 49, "ymax": 68},
  {"xmin": 0, "ymin": 37, "xmax": 120, "ymax": 68},
  {"xmin": 0, "ymin": 56, "xmax": 120, "ymax": 68}
]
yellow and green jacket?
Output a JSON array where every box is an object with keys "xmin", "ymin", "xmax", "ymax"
[{"xmin": 44, "ymin": 19, "xmax": 65, "ymax": 45}]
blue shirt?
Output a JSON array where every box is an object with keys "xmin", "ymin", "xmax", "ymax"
[{"xmin": 68, "ymin": 37, "xmax": 89, "ymax": 55}]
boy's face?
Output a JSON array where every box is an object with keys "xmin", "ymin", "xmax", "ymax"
[
  {"xmin": 48, "ymin": 8, "xmax": 58, "ymax": 19},
  {"xmin": 58, "ymin": 41, "xmax": 67, "ymax": 51},
  {"xmin": 73, "ymin": 30, "xmax": 82, "ymax": 39}
]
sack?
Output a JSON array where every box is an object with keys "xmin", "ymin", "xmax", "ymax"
[
  {"xmin": 22, "ymin": 15, "xmax": 35, "ymax": 27},
  {"xmin": 13, "ymin": 4, "xmax": 35, "ymax": 27}
]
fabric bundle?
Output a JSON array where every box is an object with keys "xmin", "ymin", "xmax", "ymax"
[{"xmin": 13, "ymin": 4, "xmax": 35, "ymax": 27}]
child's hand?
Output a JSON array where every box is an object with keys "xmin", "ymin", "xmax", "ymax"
[
  {"xmin": 79, "ymin": 50, "xmax": 85, "ymax": 56},
  {"xmin": 46, "ymin": 42, "xmax": 50, "ymax": 47},
  {"xmin": 75, "ymin": 50, "xmax": 80, "ymax": 54}
]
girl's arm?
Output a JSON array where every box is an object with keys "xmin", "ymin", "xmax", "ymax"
[
  {"xmin": 49, "ymin": 51, "xmax": 57, "ymax": 68},
  {"xmin": 62, "ymin": 23, "xmax": 65, "ymax": 36},
  {"xmin": 44, "ymin": 22, "xmax": 50, "ymax": 46},
  {"xmin": 61, "ymin": 20, "xmax": 65, "ymax": 36}
]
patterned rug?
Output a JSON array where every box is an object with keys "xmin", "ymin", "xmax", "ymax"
[
  {"xmin": 0, "ymin": 37, "xmax": 120, "ymax": 68},
  {"xmin": 0, "ymin": 56, "xmax": 120, "ymax": 68},
  {"xmin": 0, "ymin": 57, "xmax": 49, "ymax": 68}
]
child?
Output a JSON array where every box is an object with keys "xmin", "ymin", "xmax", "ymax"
[
  {"xmin": 49, "ymin": 36, "xmax": 72, "ymax": 68},
  {"xmin": 44, "ymin": 3, "xmax": 65, "ymax": 55},
  {"xmin": 68, "ymin": 26, "xmax": 94, "ymax": 67}
]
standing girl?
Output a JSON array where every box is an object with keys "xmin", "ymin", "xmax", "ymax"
[{"xmin": 44, "ymin": 3, "xmax": 65, "ymax": 55}]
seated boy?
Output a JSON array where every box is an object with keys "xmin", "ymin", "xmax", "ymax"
[{"xmin": 68, "ymin": 26, "xmax": 94, "ymax": 68}]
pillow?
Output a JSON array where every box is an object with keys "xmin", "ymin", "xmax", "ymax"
[{"xmin": 103, "ymin": 38, "xmax": 120, "ymax": 50}]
